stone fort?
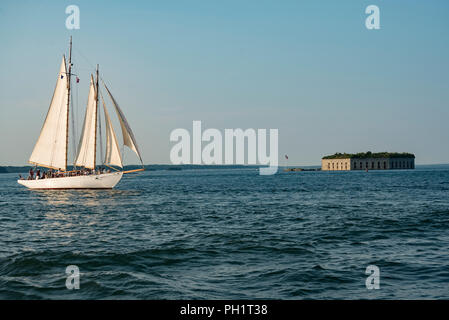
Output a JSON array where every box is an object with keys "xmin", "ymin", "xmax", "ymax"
[{"xmin": 321, "ymin": 152, "xmax": 415, "ymax": 171}]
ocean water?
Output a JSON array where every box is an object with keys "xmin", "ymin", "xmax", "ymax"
[{"xmin": 0, "ymin": 167, "xmax": 448, "ymax": 299}]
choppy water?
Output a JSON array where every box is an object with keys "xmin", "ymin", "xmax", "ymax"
[{"xmin": 0, "ymin": 167, "xmax": 448, "ymax": 299}]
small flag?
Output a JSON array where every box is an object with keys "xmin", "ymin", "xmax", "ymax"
[
  {"xmin": 60, "ymin": 75, "xmax": 64, "ymax": 79},
  {"xmin": 285, "ymin": 155, "xmax": 288, "ymax": 160},
  {"xmin": 76, "ymin": 77, "xmax": 80, "ymax": 83}
]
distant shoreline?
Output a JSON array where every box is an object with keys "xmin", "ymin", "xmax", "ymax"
[
  {"xmin": 0, "ymin": 164, "xmax": 262, "ymax": 174},
  {"xmin": 1, "ymin": 164, "xmax": 448, "ymax": 174}
]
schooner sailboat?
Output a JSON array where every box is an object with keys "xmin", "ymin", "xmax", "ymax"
[{"xmin": 18, "ymin": 37, "xmax": 144, "ymax": 189}]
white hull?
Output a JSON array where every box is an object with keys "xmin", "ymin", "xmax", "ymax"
[{"xmin": 17, "ymin": 172, "xmax": 123, "ymax": 189}]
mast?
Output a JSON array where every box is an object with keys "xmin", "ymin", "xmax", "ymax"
[
  {"xmin": 94, "ymin": 64, "xmax": 99, "ymax": 170},
  {"xmin": 65, "ymin": 36, "xmax": 72, "ymax": 170}
]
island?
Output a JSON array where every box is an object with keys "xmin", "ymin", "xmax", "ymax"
[{"xmin": 321, "ymin": 152, "xmax": 415, "ymax": 171}]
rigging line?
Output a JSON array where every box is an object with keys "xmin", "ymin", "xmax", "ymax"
[
  {"xmin": 98, "ymin": 88, "xmax": 104, "ymax": 165},
  {"xmin": 105, "ymin": 164, "xmax": 120, "ymax": 172},
  {"xmin": 99, "ymin": 91, "xmax": 110, "ymax": 165},
  {"xmin": 75, "ymin": 70, "xmax": 79, "ymax": 160},
  {"xmin": 70, "ymin": 78, "xmax": 76, "ymax": 165},
  {"xmin": 70, "ymin": 65, "xmax": 78, "ymax": 166},
  {"xmin": 73, "ymin": 47, "xmax": 96, "ymax": 74}
]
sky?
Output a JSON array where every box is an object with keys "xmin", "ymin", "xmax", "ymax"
[{"xmin": 1, "ymin": 0, "xmax": 448, "ymax": 166}]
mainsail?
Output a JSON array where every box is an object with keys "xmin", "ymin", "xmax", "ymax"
[
  {"xmin": 104, "ymin": 84, "xmax": 143, "ymax": 164},
  {"xmin": 74, "ymin": 75, "xmax": 97, "ymax": 169},
  {"xmin": 102, "ymin": 96, "xmax": 123, "ymax": 168},
  {"xmin": 29, "ymin": 56, "xmax": 69, "ymax": 170}
]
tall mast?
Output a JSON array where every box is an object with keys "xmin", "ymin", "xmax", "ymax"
[
  {"xmin": 94, "ymin": 64, "xmax": 99, "ymax": 171},
  {"xmin": 65, "ymin": 36, "xmax": 72, "ymax": 170}
]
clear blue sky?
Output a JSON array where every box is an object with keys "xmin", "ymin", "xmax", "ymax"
[{"xmin": 1, "ymin": 0, "xmax": 448, "ymax": 165}]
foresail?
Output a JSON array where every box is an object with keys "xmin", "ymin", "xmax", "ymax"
[
  {"xmin": 29, "ymin": 56, "xmax": 69, "ymax": 170},
  {"xmin": 75, "ymin": 76, "xmax": 97, "ymax": 169},
  {"xmin": 104, "ymin": 84, "xmax": 143, "ymax": 164},
  {"xmin": 102, "ymin": 96, "xmax": 123, "ymax": 168}
]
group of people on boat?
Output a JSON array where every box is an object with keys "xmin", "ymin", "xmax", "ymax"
[{"xmin": 20, "ymin": 167, "xmax": 111, "ymax": 180}]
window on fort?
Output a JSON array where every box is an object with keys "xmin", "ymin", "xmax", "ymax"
[
  {"xmin": 328, "ymin": 163, "xmax": 330, "ymax": 169},
  {"xmin": 377, "ymin": 162, "xmax": 380, "ymax": 169},
  {"xmin": 366, "ymin": 162, "xmax": 368, "ymax": 168},
  {"xmin": 371, "ymin": 162, "xmax": 374, "ymax": 169},
  {"xmin": 360, "ymin": 162, "xmax": 362, "ymax": 169},
  {"xmin": 345, "ymin": 163, "xmax": 347, "ymax": 169},
  {"xmin": 383, "ymin": 162, "xmax": 386, "ymax": 169}
]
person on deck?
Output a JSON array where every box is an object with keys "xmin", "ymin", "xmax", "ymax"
[{"xmin": 29, "ymin": 168, "xmax": 34, "ymax": 180}]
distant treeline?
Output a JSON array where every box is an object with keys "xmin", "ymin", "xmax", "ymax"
[
  {"xmin": 322, "ymin": 152, "xmax": 415, "ymax": 159},
  {"xmin": 0, "ymin": 164, "xmax": 261, "ymax": 174}
]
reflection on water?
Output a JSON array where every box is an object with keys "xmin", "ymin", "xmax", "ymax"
[
  {"xmin": 27, "ymin": 190, "xmax": 127, "ymax": 240},
  {"xmin": 32, "ymin": 188, "xmax": 137, "ymax": 207}
]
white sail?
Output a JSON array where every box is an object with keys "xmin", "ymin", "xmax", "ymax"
[
  {"xmin": 102, "ymin": 97, "xmax": 123, "ymax": 168},
  {"xmin": 29, "ymin": 56, "xmax": 69, "ymax": 170},
  {"xmin": 104, "ymin": 84, "xmax": 143, "ymax": 164},
  {"xmin": 75, "ymin": 75, "xmax": 97, "ymax": 169}
]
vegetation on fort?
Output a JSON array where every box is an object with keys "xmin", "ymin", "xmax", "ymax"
[{"xmin": 322, "ymin": 152, "xmax": 415, "ymax": 159}]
